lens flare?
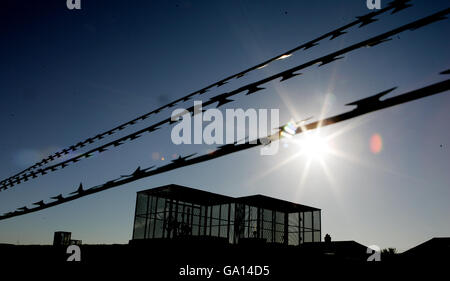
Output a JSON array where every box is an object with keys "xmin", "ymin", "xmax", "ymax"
[
  {"xmin": 280, "ymin": 121, "xmax": 297, "ymax": 138},
  {"xmin": 151, "ymin": 152, "xmax": 160, "ymax": 160},
  {"xmin": 370, "ymin": 134, "xmax": 383, "ymax": 154},
  {"xmin": 301, "ymin": 134, "xmax": 330, "ymax": 160}
]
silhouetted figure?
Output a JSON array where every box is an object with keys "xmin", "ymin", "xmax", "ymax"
[
  {"xmin": 325, "ymin": 234, "xmax": 331, "ymax": 244},
  {"xmin": 166, "ymin": 215, "xmax": 179, "ymax": 238},
  {"xmin": 179, "ymin": 208, "xmax": 192, "ymax": 236}
]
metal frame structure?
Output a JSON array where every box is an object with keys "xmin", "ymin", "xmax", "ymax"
[{"xmin": 132, "ymin": 184, "xmax": 321, "ymax": 245}]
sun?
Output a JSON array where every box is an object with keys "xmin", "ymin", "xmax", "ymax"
[
  {"xmin": 279, "ymin": 121, "xmax": 331, "ymax": 161},
  {"xmin": 300, "ymin": 133, "xmax": 330, "ymax": 160},
  {"xmin": 248, "ymin": 120, "xmax": 341, "ymax": 191}
]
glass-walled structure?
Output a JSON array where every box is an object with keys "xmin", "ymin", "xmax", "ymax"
[
  {"xmin": 133, "ymin": 185, "xmax": 234, "ymax": 243},
  {"xmin": 234, "ymin": 195, "xmax": 321, "ymax": 245},
  {"xmin": 132, "ymin": 185, "xmax": 321, "ymax": 245}
]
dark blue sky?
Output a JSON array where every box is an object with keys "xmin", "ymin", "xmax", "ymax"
[{"xmin": 0, "ymin": 0, "xmax": 449, "ymax": 251}]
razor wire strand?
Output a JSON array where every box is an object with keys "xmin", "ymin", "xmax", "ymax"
[
  {"xmin": 1, "ymin": 76, "xmax": 449, "ymax": 221},
  {"xmin": 1, "ymin": 6, "xmax": 447, "ymax": 191},
  {"xmin": 0, "ymin": 0, "xmax": 413, "ymax": 186}
]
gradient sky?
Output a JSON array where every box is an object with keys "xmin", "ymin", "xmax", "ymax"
[{"xmin": 0, "ymin": 0, "xmax": 449, "ymax": 252}]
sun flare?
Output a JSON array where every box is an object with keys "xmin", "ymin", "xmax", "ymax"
[{"xmin": 300, "ymin": 133, "xmax": 330, "ymax": 160}]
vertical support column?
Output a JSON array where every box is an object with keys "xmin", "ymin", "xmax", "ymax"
[
  {"xmin": 162, "ymin": 198, "xmax": 168, "ymax": 238},
  {"xmin": 284, "ymin": 212, "xmax": 288, "ymax": 245},
  {"xmin": 272, "ymin": 210, "xmax": 275, "ymax": 243},
  {"xmin": 319, "ymin": 211, "xmax": 322, "ymax": 242},
  {"xmin": 132, "ymin": 193, "xmax": 139, "ymax": 239},
  {"xmin": 247, "ymin": 206, "xmax": 250, "ymax": 238},
  {"xmin": 203, "ymin": 206, "xmax": 207, "ymax": 236},
  {"xmin": 173, "ymin": 200, "xmax": 178, "ymax": 237},
  {"xmin": 218, "ymin": 204, "xmax": 221, "ymax": 237},
  {"xmin": 256, "ymin": 207, "xmax": 261, "ymax": 239},
  {"xmin": 209, "ymin": 206, "xmax": 213, "ymax": 236},
  {"xmin": 144, "ymin": 194, "xmax": 150, "ymax": 239},
  {"xmin": 227, "ymin": 203, "xmax": 231, "ymax": 241},
  {"xmin": 152, "ymin": 196, "xmax": 158, "ymax": 238},
  {"xmin": 297, "ymin": 212, "xmax": 301, "ymax": 246},
  {"xmin": 301, "ymin": 212, "xmax": 305, "ymax": 244},
  {"xmin": 190, "ymin": 203, "xmax": 194, "ymax": 236},
  {"xmin": 168, "ymin": 199, "xmax": 173, "ymax": 238}
]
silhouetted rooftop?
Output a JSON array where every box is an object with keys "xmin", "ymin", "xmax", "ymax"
[
  {"xmin": 138, "ymin": 184, "xmax": 232, "ymax": 205},
  {"xmin": 236, "ymin": 194, "xmax": 320, "ymax": 212},
  {"xmin": 138, "ymin": 184, "xmax": 319, "ymax": 212},
  {"xmin": 402, "ymin": 237, "xmax": 450, "ymax": 259}
]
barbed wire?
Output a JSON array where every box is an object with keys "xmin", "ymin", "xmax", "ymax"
[
  {"xmin": 0, "ymin": 0, "xmax": 413, "ymax": 187},
  {"xmin": 1, "ymin": 76, "xmax": 448, "ymax": 221},
  {"xmin": 1, "ymin": 6, "xmax": 447, "ymax": 191}
]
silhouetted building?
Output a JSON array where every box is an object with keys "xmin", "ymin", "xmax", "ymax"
[
  {"xmin": 69, "ymin": 239, "xmax": 82, "ymax": 246},
  {"xmin": 53, "ymin": 231, "xmax": 82, "ymax": 246},
  {"xmin": 301, "ymin": 240, "xmax": 369, "ymax": 261},
  {"xmin": 132, "ymin": 184, "xmax": 321, "ymax": 245},
  {"xmin": 402, "ymin": 237, "xmax": 450, "ymax": 261},
  {"xmin": 53, "ymin": 231, "xmax": 71, "ymax": 246}
]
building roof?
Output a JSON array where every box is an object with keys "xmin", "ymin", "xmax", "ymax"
[
  {"xmin": 236, "ymin": 194, "xmax": 320, "ymax": 212},
  {"xmin": 402, "ymin": 237, "xmax": 450, "ymax": 258},
  {"xmin": 300, "ymin": 241, "xmax": 369, "ymax": 261},
  {"xmin": 138, "ymin": 184, "xmax": 233, "ymax": 205},
  {"xmin": 138, "ymin": 184, "xmax": 320, "ymax": 212}
]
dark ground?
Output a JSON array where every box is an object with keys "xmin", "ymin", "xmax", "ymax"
[{"xmin": 0, "ymin": 237, "xmax": 447, "ymax": 278}]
